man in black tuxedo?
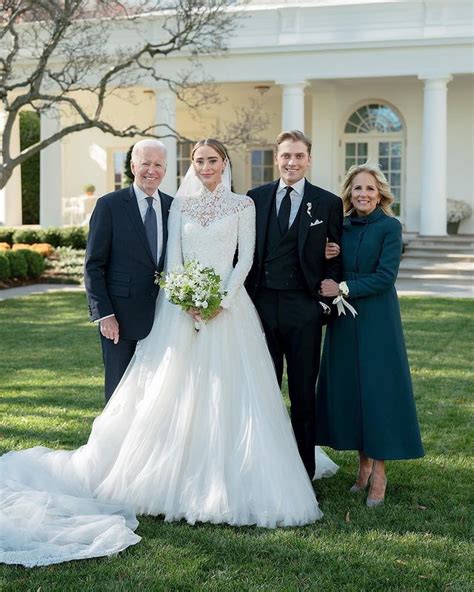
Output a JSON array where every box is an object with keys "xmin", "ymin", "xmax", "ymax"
[
  {"xmin": 246, "ymin": 130, "xmax": 343, "ymax": 479},
  {"xmin": 85, "ymin": 139, "xmax": 173, "ymax": 402}
]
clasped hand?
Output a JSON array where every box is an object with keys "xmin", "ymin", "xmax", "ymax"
[
  {"xmin": 187, "ymin": 307, "xmax": 223, "ymax": 322},
  {"xmin": 319, "ymin": 279, "xmax": 340, "ymax": 298}
]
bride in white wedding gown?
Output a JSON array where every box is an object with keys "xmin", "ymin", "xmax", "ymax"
[{"xmin": 0, "ymin": 139, "xmax": 337, "ymax": 567}]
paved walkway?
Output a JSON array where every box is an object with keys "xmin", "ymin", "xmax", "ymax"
[
  {"xmin": 0, "ymin": 281, "xmax": 472, "ymax": 301},
  {"xmin": 395, "ymin": 279, "xmax": 473, "ymax": 298},
  {"xmin": 0, "ymin": 283, "xmax": 84, "ymax": 301}
]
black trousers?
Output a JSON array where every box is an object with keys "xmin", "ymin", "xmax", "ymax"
[
  {"xmin": 100, "ymin": 332, "xmax": 137, "ymax": 403},
  {"xmin": 254, "ymin": 288, "xmax": 323, "ymax": 479}
]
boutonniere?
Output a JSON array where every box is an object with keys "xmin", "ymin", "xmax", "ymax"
[
  {"xmin": 306, "ymin": 201, "xmax": 324, "ymax": 227},
  {"xmin": 154, "ymin": 270, "xmax": 161, "ymax": 285}
]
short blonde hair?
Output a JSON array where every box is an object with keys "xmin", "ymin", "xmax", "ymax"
[
  {"xmin": 275, "ymin": 130, "xmax": 312, "ymax": 155},
  {"xmin": 341, "ymin": 162, "xmax": 394, "ymax": 217}
]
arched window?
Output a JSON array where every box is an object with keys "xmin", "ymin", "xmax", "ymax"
[{"xmin": 343, "ymin": 103, "xmax": 404, "ymax": 216}]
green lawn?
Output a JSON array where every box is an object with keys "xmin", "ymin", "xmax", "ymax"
[{"xmin": 0, "ymin": 293, "xmax": 472, "ymax": 591}]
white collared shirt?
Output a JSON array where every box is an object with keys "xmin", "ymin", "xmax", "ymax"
[
  {"xmin": 275, "ymin": 177, "xmax": 306, "ymax": 227},
  {"xmin": 133, "ymin": 182, "xmax": 163, "ymax": 265}
]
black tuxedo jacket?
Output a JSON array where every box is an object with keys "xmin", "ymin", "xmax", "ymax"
[
  {"xmin": 84, "ymin": 185, "xmax": 173, "ymax": 341},
  {"xmin": 245, "ymin": 179, "xmax": 343, "ymax": 299}
]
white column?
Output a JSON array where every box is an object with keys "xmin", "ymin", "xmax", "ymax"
[
  {"xmin": 311, "ymin": 82, "xmax": 337, "ymax": 190},
  {"xmin": 155, "ymin": 88, "xmax": 177, "ymax": 195},
  {"xmin": 40, "ymin": 107, "xmax": 63, "ymax": 227},
  {"xmin": 0, "ymin": 110, "xmax": 22, "ymax": 226},
  {"xmin": 278, "ymin": 81, "xmax": 307, "ymax": 132},
  {"xmin": 418, "ymin": 75, "xmax": 452, "ymax": 236}
]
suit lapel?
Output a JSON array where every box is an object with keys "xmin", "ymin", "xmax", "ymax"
[
  {"xmin": 157, "ymin": 191, "xmax": 172, "ymax": 271},
  {"xmin": 255, "ymin": 181, "xmax": 279, "ymax": 267},
  {"xmin": 298, "ymin": 180, "xmax": 322, "ymax": 258},
  {"xmin": 123, "ymin": 185, "xmax": 156, "ymax": 267}
]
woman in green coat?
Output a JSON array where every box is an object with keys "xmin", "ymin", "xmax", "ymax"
[{"xmin": 316, "ymin": 162, "xmax": 424, "ymax": 507}]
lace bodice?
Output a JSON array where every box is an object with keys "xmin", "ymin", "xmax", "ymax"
[{"xmin": 166, "ymin": 184, "xmax": 256, "ymax": 308}]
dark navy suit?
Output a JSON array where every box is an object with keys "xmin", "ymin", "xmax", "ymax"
[
  {"xmin": 84, "ymin": 185, "xmax": 173, "ymax": 401},
  {"xmin": 246, "ymin": 179, "xmax": 343, "ymax": 478}
]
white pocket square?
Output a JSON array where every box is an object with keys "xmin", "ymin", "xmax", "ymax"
[{"xmin": 310, "ymin": 219, "xmax": 324, "ymax": 227}]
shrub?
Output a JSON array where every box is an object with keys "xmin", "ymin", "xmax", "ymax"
[
  {"xmin": 6, "ymin": 250, "xmax": 28, "ymax": 279},
  {"xmin": 0, "ymin": 252, "xmax": 10, "ymax": 281},
  {"xmin": 17, "ymin": 249, "xmax": 45, "ymax": 278},
  {"xmin": 31, "ymin": 243, "xmax": 55, "ymax": 258},
  {"xmin": 8, "ymin": 226, "xmax": 88, "ymax": 249},
  {"xmin": 38, "ymin": 228, "xmax": 63, "ymax": 247},
  {"xmin": 13, "ymin": 228, "xmax": 41, "ymax": 244},
  {"xmin": 12, "ymin": 242, "xmax": 54, "ymax": 258},
  {"xmin": 0, "ymin": 242, "xmax": 11, "ymax": 251},
  {"xmin": 60, "ymin": 226, "xmax": 88, "ymax": 249},
  {"xmin": 44, "ymin": 247, "xmax": 85, "ymax": 284},
  {"xmin": 0, "ymin": 228, "xmax": 15, "ymax": 245}
]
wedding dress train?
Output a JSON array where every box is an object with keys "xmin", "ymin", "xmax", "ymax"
[{"xmin": 0, "ymin": 184, "xmax": 337, "ymax": 567}]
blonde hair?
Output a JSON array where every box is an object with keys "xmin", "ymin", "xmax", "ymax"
[
  {"xmin": 275, "ymin": 130, "xmax": 312, "ymax": 155},
  {"xmin": 341, "ymin": 162, "xmax": 394, "ymax": 217},
  {"xmin": 191, "ymin": 138, "xmax": 228, "ymax": 162}
]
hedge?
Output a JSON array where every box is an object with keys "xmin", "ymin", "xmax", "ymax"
[
  {"xmin": 17, "ymin": 249, "xmax": 45, "ymax": 278},
  {"xmin": 0, "ymin": 226, "xmax": 88, "ymax": 249},
  {"xmin": 0, "ymin": 252, "xmax": 10, "ymax": 282},
  {"xmin": 5, "ymin": 250, "xmax": 28, "ymax": 279}
]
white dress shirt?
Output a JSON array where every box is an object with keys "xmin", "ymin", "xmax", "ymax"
[
  {"xmin": 275, "ymin": 177, "xmax": 306, "ymax": 228},
  {"xmin": 133, "ymin": 182, "xmax": 163, "ymax": 265}
]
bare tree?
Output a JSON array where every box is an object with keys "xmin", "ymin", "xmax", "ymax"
[{"xmin": 0, "ymin": 0, "xmax": 258, "ymax": 189}]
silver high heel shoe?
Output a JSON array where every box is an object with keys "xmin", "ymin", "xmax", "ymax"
[
  {"xmin": 349, "ymin": 461, "xmax": 374, "ymax": 493},
  {"xmin": 366, "ymin": 475, "xmax": 387, "ymax": 508},
  {"xmin": 349, "ymin": 481, "xmax": 369, "ymax": 493}
]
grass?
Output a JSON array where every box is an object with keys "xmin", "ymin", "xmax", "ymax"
[{"xmin": 0, "ymin": 293, "xmax": 472, "ymax": 591}]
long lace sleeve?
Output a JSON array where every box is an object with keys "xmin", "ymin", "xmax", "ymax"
[
  {"xmin": 221, "ymin": 199, "xmax": 256, "ymax": 309},
  {"xmin": 164, "ymin": 198, "xmax": 183, "ymax": 273}
]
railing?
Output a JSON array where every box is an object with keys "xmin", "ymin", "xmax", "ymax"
[{"xmin": 62, "ymin": 195, "xmax": 98, "ymax": 226}]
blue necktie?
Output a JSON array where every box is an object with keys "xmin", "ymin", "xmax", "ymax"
[
  {"xmin": 145, "ymin": 196, "xmax": 157, "ymax": 265},
  {"xmin": 278, "ymin": 186, "xmax": 293, "ymax": 235}
]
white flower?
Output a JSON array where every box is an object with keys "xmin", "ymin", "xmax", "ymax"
[
  {"xmin": 306, "ymin": 202, "xmax": 312, "ymax": 218},
  {"xmin": 447, "ymin": 199, "xmax": 472, "ymax": 223}
]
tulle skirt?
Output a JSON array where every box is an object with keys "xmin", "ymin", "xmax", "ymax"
[{"xmin": 0, "ymin": 288, "xmax": 337, "ymax": 567}]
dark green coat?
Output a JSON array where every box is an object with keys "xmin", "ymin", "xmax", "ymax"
[{"xmin": 315, "ymin": 208, "xmax": 424, "ymax": 460}]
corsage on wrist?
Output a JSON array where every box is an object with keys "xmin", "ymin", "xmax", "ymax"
[
  {"xmin": 333, "ymin": 281, "xmax": 357, "ymax": 318},
  {"xmin": 338, "ymin": 281, "xmax": 349, "ymax": 297}
]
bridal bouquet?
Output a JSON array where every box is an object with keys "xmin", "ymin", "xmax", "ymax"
[{"xmin": 158, "ymin": 259, "xmax": 225, "ymax": 323}]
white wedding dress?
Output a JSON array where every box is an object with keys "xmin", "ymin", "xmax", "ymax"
[{"xmin": 0, "ymin": 183, "xmax": 337, "ymax": 567}]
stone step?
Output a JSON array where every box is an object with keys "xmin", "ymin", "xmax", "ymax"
[
  {"xmin": 402, "ymin": 251, "xmax": 474, "ymax": 261},
  {"xmin": 404, "ymin": 234, "xmax": 474, "ymax": 242},
  {"xmin": 399, "ymin": 259, "xmax": 474, "ymax": 271},
  {"xmin": 406, "ymin": 243, "xmax": 474, "ymax": 253}
]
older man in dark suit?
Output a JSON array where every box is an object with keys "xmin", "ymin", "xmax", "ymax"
[
  {"xmin": 85, "ymin": 139, "xmax": 173, "ymax": 402},
  {"xmin": 246, "ymin": 130, "xmax": 343, "ymax": 479}
]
